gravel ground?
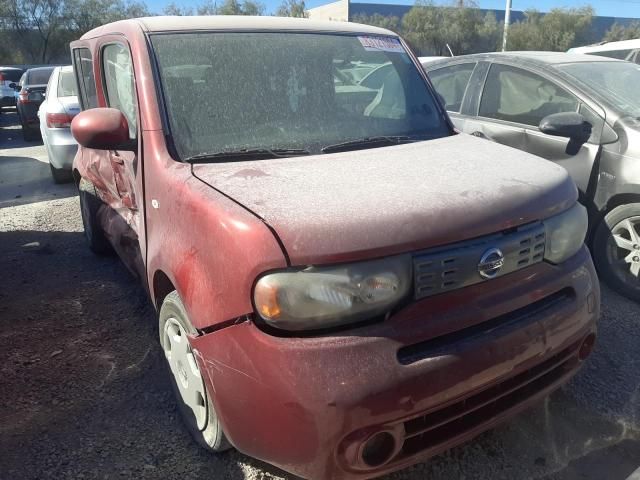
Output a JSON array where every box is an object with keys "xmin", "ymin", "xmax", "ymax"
[{"xmin": 1, "ymin": 109, "xmax": 639, "ymax": 480}]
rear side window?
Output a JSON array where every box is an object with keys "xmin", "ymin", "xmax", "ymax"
[
  {"xmin": 479, "ymin": 64, "xmax": 578, "ymax": 127},
  {"xmin": 586, "ymin": 49, "xmax": 634, "ymax": 61},
  {"xmin": 102, "ymin": 43, "xmax": 137, "ymax": 138},
  {"xmin": 28, "ymin": 68, "xmax": 54, "ymax": 85},
  {"xmin": 57, "ymin": 71, "xmax": 77, "ymax": 97},
  {"xmin": 73, "ymin": 48, "xmax": 98, "ymax": 109},
  {"xmin": 429, "ymin": 63, "xmax": 476, "ymax": 112},
  {"xmin": 1, "ymin": 69, "xmax": 23, "ymax": 82}
]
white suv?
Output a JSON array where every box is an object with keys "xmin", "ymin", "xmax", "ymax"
[{"xmin": 0, "ymin": 67, "xmax": 24, "ymax": 111}]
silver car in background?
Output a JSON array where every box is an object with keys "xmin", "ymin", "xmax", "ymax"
[{"xmin": 38, "ymin": 65, "xmax": 80, "ymax": 183}]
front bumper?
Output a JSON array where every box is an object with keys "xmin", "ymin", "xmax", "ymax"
[{"xmin": 191, "ymin": 246, "xmax": 599, "ymax": 479}]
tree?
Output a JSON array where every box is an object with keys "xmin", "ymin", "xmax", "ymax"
[
  {"xmin": 163, "ymin": 2, "xmax": 193, "ymax": 15},
  {"xmin": 604, "ymin": 21, "xmax": 640, "ymax": 42},
  {"xmin": 351, "ymin": 13, "xmax": 401, "ymax": 33},
  {"xmin": 401, "ymin": 0, "xmax": 498, "ymax": 56},
  {"xmin": 276, "ymin": 0, "xmax": 306, "ymax": 18},
  {"xmin": 5, "ymin": 0, "xmax": 65, "ymax": 63},
  {"xmin": 507, "ymin": 7, "xmax": 594, "ymax": 51}
]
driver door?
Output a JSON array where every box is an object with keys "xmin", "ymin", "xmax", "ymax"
[{"xmin": 461, "ymin": 63, "xmax": 602, "ymax": 195}]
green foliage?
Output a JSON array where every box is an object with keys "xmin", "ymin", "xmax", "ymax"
[
  {"xmin": 506, "ymin": 7, "xmax": 594, "ymax": 51},
  {"xmin": 275, "ymin": 0, "xmax": 307, "ymax": 18},
  {"xmin": 604, "ymin": 21, "xmax": 640, "ymax": 42},
  {"xmin": 401, "ymin": 0, "xmax": 500, "ymax": 55},
  {"xmin": 351, "ymin": 13, "xmax": 401, "ymax": 33},
  {"xmin": 0, "ymin": 0, "xmax": 150, "ymax": 63}
]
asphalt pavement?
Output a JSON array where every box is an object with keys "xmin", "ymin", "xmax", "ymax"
[{"xmin": 1, "ymin": 108, "xmax": 639, "ymax": 480}]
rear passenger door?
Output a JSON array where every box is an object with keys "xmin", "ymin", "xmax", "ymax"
[{"xmin": 459, "ymin": 63, "xmax": 602, "ymax": 195}]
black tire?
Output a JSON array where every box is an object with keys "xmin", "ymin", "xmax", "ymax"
[
  {"xmin": 593, "ymin": 203, "xmax": 640, "ymax": 302},
  {"xmin": 159, "ymin": 291, "xmax": 231, "ymax": 452},
  {"xmin": 49, "ymin": 163, "xmax": 72, "ymax": 184},
  {"xmin": 22, "ymin": 124, "xmax": 37, "ymax": 141},
  {"xmin": 78, "ymin": 178, "xmax": 112, "ymax": 254}
]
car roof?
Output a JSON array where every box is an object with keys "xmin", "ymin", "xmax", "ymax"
[
  {"xmin": 425, "ymin": 51, "xmax": 622, "ymax": 69},
  {"xmin": 26, "ymin": 66, "xmax": 56, "ymax": 73},
  {"xmin": 82, "ymin": 15, "xmax": 396, "ymax": 39}
]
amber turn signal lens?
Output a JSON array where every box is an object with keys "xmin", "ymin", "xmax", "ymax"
[{"xmin": 254, "ymin": 281, "xmax": 281, "ymax": 319}]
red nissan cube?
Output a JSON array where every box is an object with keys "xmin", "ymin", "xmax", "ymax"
[{"xmin": 70, "ymin": 16, "xmax": 599, "ymax": 479}]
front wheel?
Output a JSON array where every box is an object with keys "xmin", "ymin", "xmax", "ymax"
[
  {"xmin": 50, "ymin": 162, "xmax": 72, "ymax": 184},
  {"xmin": 159, "ymin": 291, "xmax": 230, "ymax": 452},
  {"xmin": 593, "ymin": 203, "xmax": 640, "ymax": 301}
]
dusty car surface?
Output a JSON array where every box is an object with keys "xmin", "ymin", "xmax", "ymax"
[
  {"xmin": 425, "ymin": 52, "xmax": 640, "ymax": 302},
  {"xmin": 70, "ymin": 17, "xmax": 599, "ymax": 480}
]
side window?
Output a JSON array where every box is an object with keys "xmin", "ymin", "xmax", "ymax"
[
  {"xmin": 102, "ymin": 43, "xmax": 137, "ymax": 138},
  {"xmin": 479, "ymin": 64, "xmax": 578, "ymax": 127},
  {"xmin": 586, "ymin": 49, "xmax": 633, "ymax": 61},
  {"xmin": 73, "ymin": 48, "xmax": 98, "ymax": 109},
  {"xmin": 428, "ymin": 63, "xmax": 476, "ymax": 113}
]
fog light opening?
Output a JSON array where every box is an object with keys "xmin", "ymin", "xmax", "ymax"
[
  {"xmin": 361, "ymin": 431, "xmax": 396, "ymax": 468},
  {"xmin": 579, "ymin": 333, "xmax": 596, "ymax": 360}
]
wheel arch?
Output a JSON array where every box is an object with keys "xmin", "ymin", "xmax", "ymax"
[
  {"xmin": 152, "ymin": 269, "xmax": 176, "ymax": 311},
  {"xmin": 588, "ymin": 193, "xmax": 640, "ymax": 244}
]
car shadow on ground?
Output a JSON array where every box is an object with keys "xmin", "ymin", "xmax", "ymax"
[
  {"xmin": 0, "ymin": 154, "xmax": 76, "ymax": 207},
  {"xmin": 0, "ymin": 228, "xmax": 638, "ymax": 480}
]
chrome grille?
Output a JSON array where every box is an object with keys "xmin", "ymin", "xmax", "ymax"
[{"xmin": 414, "ymin": 223, "xmax": 545, "ymax": 300}]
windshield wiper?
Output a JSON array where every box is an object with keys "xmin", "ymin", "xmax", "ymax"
[
  {"xmin": 321, "ymin": 135, "xmax": 420, "ymax": 154},
  {"xmin": 185, "ymin": 147, "xmax": 311, "ymax": 163}
]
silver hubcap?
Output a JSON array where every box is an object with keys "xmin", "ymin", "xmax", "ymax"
[
  {"xmin": 611, "ymin": 216, "xmax": 640, "ymax": 278},
  {"xmin": 163, "ymin": 318, "xmax": 207, "ymax": 429}
]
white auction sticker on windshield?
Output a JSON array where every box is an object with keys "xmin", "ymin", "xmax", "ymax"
[{"xmin": 357, "ymin": 36, "xmax": 404, "ymax": 53}]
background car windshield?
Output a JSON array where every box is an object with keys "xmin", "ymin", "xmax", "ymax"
[
  {"xmin": 151, "ymin": 32, "xmax": 449, "ymax": 160},
  {"xmin": 559, "ymin": 61, "xmax": 640, "ymax": 117},
  {"xmin": 57, "ymin": 70, "xmax": 77, "ymax": 97},
  {"xmin": 28, "ymin": 68, "xmax": 54, "ymax": 85}
]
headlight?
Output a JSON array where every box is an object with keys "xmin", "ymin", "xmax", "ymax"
[
  {"xmin": 253, "ymin": 255, "xmax": 412, "ymax": 331},
  {"xmin": 543, "ymin": 202, "xmax": 588, "ymax": 264}
]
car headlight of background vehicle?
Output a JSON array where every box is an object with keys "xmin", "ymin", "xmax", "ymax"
[
  {"xmin": 253, "ymin": 255, "xmax": 412, "ymax": 331},
  {"xmin": 543, "ymin": 202, "xmax": 588, "ymax": 264}
]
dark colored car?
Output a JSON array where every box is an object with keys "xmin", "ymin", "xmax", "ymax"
[
  {"xmin": 15, "ymin": 66, "xmax": 55, "ymax": 140},
  {"xmin": 69, "ymin": 18, "xmax": 599, "ymax": 479},
  {"xmin": 424, "ymin": 52, "xmax": 640, "ymax": 301},
  {"xmin": 0, "ymin": 67, "xmax": 24, "ymax": 111}
]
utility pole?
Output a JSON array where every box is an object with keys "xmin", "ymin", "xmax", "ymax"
[{"xmin": 502, "ymin": 0, "xmax": 511, "ymax": 52}]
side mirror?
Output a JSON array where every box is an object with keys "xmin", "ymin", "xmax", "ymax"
[
  {"xmin": 9, "ymin": 82, "xmax": 18, "ymax": 90},
  {"xmin": 539, "ymin": 112, "xmax": 592, "ymax": 155},
  {"xmin": 71, "ymin": 108, "xmax": 135, "ymax": 151}
]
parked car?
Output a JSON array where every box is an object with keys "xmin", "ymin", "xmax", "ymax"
[
  {"xmin": 16, "ymin": 66, "xmax": 55, "ymax": 140},
  {"xmin": 38, "ymin": 66, "xmax": 80, "ymax": 183},
  {"xmin": 568, "ymin": 38, "xmax": 640, "ymax": 64},
  {"xmin": 70, "ymin": 18, "xmax": 599, "ymax": 480},
  {"xmin": 425, "ymin": 52, "xmax": 640, "ymax": 302},
  {"xmin": 0, "ymin": 67, "xmax": 24, "ymax": 112}
]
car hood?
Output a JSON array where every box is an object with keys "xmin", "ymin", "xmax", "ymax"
[{"xmin": 192, "ymin": 134, "xmax": 577, "ymax": 265}]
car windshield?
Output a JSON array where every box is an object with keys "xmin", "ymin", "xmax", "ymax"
[
  {"xmin": 150, "ymin": 32, "xmax": 449, "ymax": 160},
  {"xmin": 57, "ymin": 70, "xmax": 77, "ymax": 97},
  {"xmin": 28, "ymin": 68, "xmax": 54, "ymax": 85},
  {"xmin": 558, "ymin": 61, "xmax": 640, "ymax": 117}
]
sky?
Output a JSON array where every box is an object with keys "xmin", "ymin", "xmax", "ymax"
[{"xmin": 145, "ymin": 0, "xmax": 640, "ymax": 18}]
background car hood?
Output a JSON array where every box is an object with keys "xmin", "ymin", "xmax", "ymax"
[{"xmin": 192, "ymin": 134, "xmax": 577, "ymax": 265}]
